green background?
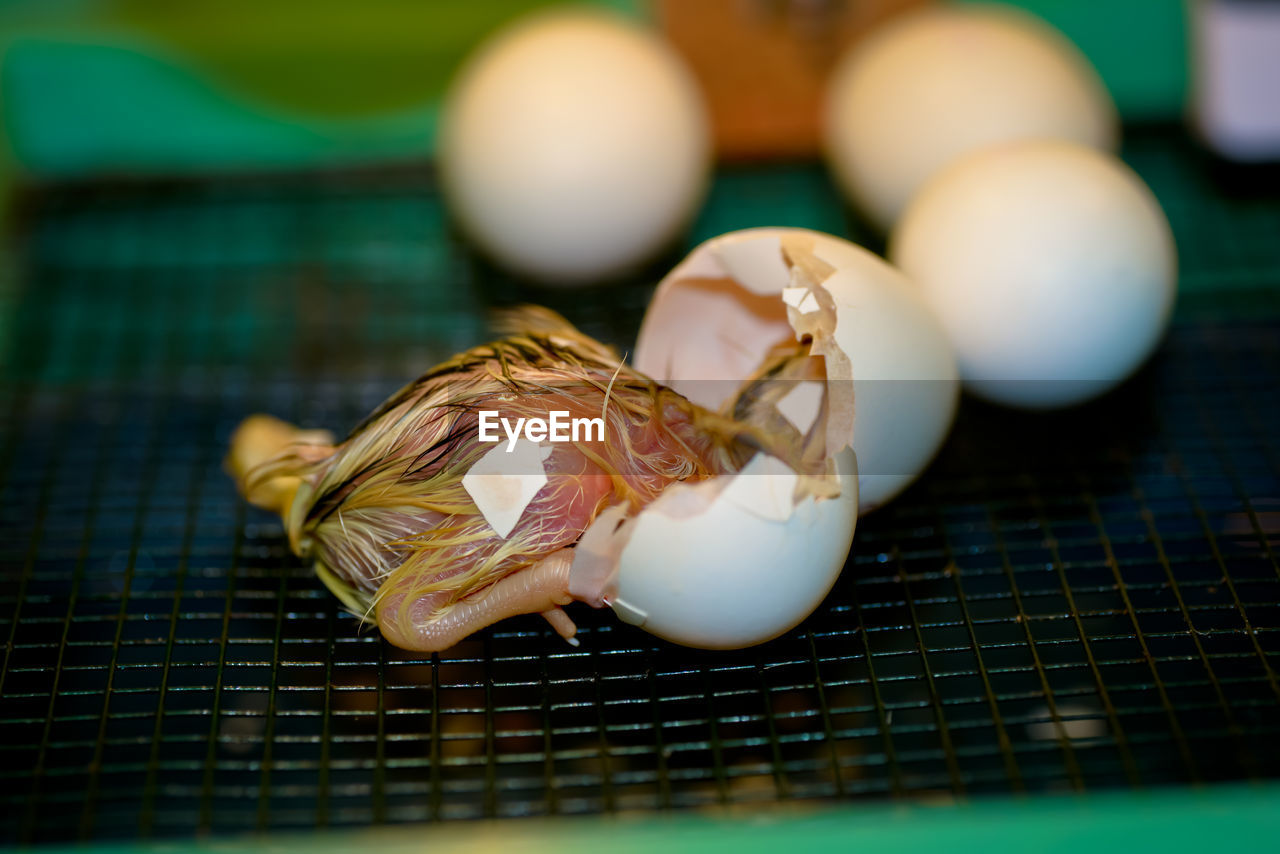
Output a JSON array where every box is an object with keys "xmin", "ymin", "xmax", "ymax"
[{"xmin": 0, "ymin": 0, "xmax": 1188, "ymax": 181}]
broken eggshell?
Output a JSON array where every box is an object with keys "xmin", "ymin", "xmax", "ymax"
[
  {"xmin": 569, "ymin": 448, "xmax": 859, "ymax": 649},
  {"xmin": 633, "ymin": 227, "xmax": 959, "ymax": 514}
]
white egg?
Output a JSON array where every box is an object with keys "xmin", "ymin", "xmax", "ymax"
[
  {"xmin": 822, "ymin": 5, "xmax": 1117, "ymax": 232},
  {"xmin": 604, "ymin": 449, "xmax": 860, "ymax": 649},
  {"xmin": 632, "ymin": 227, "xmax": 959, "ymax": 514},
  {"xmin": 890, "ymin": 140, "xmax": 1177, "ymax": 409},
  {"xmin": 437, "ymin": 10, "xmax": 710, "ymax": 283}
]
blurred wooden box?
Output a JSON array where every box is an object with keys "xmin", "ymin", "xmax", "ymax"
[{"xmin": 658, "ymin": 0, "xmax": 930, "ymax": 160}]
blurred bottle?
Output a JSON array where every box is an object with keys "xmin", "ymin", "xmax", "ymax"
[{"xmin": 1192, "ymin": 0, "xmax": 1280, "ymax": 162}]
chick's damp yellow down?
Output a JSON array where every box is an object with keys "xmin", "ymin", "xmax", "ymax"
[{"xmin": 228, "ymin": 308, "xmax": 816, "ymax": 652}]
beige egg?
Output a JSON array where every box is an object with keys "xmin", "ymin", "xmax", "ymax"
[
  {"xmin": 823, "ymin": 4, "xmax": 1117, "ymax": 232},
  {"xmin": 891, "ymin": 140, "xmax": 1177, "ymax": 408},
  {"xmin": 438, "ymin": 9, "xmax": 710, "ymax": 283}
]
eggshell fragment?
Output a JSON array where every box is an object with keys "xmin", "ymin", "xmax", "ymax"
[
  {"xmin": 635, "ymin": 227, "xmax": 959, "ymax": 513},
  {"xmin": 782, "ymin": 287, "xmax": 821, "ymax": 315}
]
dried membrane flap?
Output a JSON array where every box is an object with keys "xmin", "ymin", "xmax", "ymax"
[
  {"xmin": 567, "ymin": 503, "xmax": 633, "ymax": 608},
  {"xmin": 709, "ymin": 231, "xmax": 856, "ymax": 460},
  {"xmin": 779, "ymin": 234, "xmax": 856, "ymax": 458}
]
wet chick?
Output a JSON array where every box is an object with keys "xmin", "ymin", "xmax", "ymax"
[{"xmin": 228, "ymin": 307, "xmax": 797, "ymax": 652}]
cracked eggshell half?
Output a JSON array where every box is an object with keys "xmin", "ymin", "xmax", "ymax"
[
  {"xmin": 605, "ymin": 449, "xmax": 859, "ymax": 649},
  {"xmin": 634, "ymin": 227, "xmax": 959, "ymax": 513}
]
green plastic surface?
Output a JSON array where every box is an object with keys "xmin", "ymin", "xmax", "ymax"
[
  {"xmin": 0, "ymin": 0, "xmax": 1189, "ymax": 179},
  {"xmin": 25, "ymin": 783, "xmax": 1280, "ymax": 853}
]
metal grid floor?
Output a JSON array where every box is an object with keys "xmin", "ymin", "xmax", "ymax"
[{"xmin": 2, "ymin": 128, "xmax": 1279, "ymax": 844}]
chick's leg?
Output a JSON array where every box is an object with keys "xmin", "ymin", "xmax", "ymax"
[
  {"xmin": 540, "ymin": 606, "xmax": 580, "ymax": 647},
  {"xmin": 375, "ymin": 549, "xmax": 577, "ymax": 652}
]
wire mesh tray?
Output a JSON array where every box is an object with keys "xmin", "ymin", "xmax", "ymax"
[{"xmin": 1, "ymin": 128, "xmax": 1279, "ymax": 845}]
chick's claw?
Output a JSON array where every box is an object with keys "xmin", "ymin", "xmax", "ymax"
[{"xmin": 540, "ymin": 605, "xmax": 580, "ymax": 646}]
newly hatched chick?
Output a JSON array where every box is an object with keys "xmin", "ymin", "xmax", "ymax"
[{"xmin": 229, "ymin": 308, "xmax": 812, "ymax": 652}]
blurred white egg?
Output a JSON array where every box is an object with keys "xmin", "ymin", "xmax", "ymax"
[
  {"xmin": 438, "ymin": 10, "xmax": 710, "ymax": 283},
  {"xmin": 890, "ymin": 140, "xmax": 1177, "ymax": 409},
  {"xmin": 823, "ymin": 4, "xmax": 1118, "ymax": 232},
  {"xmin": 601, "ymin": 449, "xmax": 860, "ymax": 649},
  {"xmin": 633, "ymin": 227, "xmax": 959, "ymax": 514}
]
